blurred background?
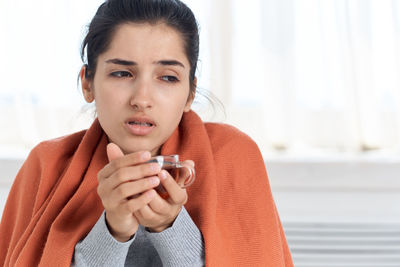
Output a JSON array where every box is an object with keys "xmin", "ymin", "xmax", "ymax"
[{"xmin": 1, "ymin": 0, "xmax": 400, "ymax": 266}]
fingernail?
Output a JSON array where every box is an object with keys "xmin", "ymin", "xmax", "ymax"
[
  {"xmin": 160, "ymin": 170, "xmax": 168, "ymax": 180},
  {"xmin": 150, "ymin": 177, "xmax": 159, "ymax": 185}
]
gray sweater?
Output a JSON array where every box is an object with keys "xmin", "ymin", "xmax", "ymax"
[{"xmin": 72, "ymin": 207, "xmax": 204, "ymax": 267}]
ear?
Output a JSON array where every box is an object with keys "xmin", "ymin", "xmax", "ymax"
[
  {"xmin": 80, "ymin": 65, "xmax": 95, "ymax": 103},
  {"xmin": 184, "ymin": 77, "xmax": 197, "ymax": 112}
]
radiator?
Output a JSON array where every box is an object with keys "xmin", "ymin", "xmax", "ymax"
[{"xmin": 284, "ymin": 221, "xmax": 400, "ymax": 267}]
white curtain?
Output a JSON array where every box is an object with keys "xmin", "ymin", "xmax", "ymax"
[
  {"xmin": 223, "ymin": 0, "xmax": 400, "ymax": 156},
  {"xmin": 1, "ymin": 0, "xmax": 400, "ymax": 157},
  {"xmin": 0, "ymin": 0, "xmax": 104, "ymax": 156}
]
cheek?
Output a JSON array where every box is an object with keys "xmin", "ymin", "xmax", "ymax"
[
  {"xmin": 94, "ymin": 84, "xmax": 126, "ymax": 108},
  {"xmin": 156, "ymin": 94, "xmax": 187, "ymax": 124},
  {"xmin": 164, "ymin": 93, "xmax": 189, "ymax": 115}
]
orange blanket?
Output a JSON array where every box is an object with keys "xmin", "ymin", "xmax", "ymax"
[{"xmin": 0, "ymin": 111, "xmax": 292, "ymax": 266}]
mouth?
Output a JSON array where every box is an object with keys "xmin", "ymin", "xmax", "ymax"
[
  {"xmin": 125, "ymin": 116, "xmax": 156, "ymax": 136},
  {"xmin": 128, "ymin": 121, "xmax": 154, "ymax": 127}
]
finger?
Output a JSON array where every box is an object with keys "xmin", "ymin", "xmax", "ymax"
[
  {"xmin": 107, "ymin": 143, "xmax": 124, "ymax": 162},
  {"xmin": 136, "ymin": 205, "xmax": 158, "ymax": 221},
  {"xmin": 110, "ymin": 176, "xmax": 160, "ymax": 201},
  {"xmin": 98, "ymin": 150, "xmax": 152, "ymax": 180},
  {"xmin": 98, "ymin": 142, "xmax": 126, "ymax": 183},
  {"xmin": 124, "ymin": 189, "xmax": 157, "ymax": 214},
  {"xmin": 105, "ymin": 163, "xmax": 161, "ymax": 189},
  {"xmin": 98, "ymin": 173, "xmax": 160, "ymax": 211},
  {"xmin": 158, "ymin": 170, "xmax": 188, "ymax": 204},
  {"xmin": 134, "ymin": 205, "xmax": 163, "ymax": 228},
  {"xmin": 147, "ymin": 193, "xmax": 170, "ymax": 214}
]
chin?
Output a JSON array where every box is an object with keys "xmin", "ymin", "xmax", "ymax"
[{"xmin": 120, "ymin": 142, "xmax": 159, "ymax": 156}]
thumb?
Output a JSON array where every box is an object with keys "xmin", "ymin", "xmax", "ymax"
[{"xmin": 107, "ymin": 143, "xmax": 124, "ymax": 162}]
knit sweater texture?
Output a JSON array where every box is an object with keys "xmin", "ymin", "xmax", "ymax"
[{"xmin": 72, "ymin": 207, "xmax": 204, "ymax": 266}]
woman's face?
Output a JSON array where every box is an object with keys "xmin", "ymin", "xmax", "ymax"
[{"xmin": 81, "ymin": 22, "xmax": 194, "ymax": 155}]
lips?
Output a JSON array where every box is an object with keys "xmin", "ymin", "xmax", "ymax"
[{"xmin": 125, "ymin": 116, "xmax": 156, "ymax": 136}]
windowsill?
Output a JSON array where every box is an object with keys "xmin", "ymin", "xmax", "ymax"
[
  {"xmin": 262, "ymin": 148, "xmax": 400, "ymax": 162},
  {"xmin": 1, "ymin": 152, "xmax": 400, "ymax": 223},
  {"xmin": 260, "ymin": 152, "xmax": 400, "ymax": 224}
]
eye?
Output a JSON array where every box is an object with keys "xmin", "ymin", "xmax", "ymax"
[
  {"xmin": 110, "ymin": 71, "xmax": 132, "ymax": 78},
  {"xmin": 161, "ymin": 75, "xmax": 179, "ymax": 83}
]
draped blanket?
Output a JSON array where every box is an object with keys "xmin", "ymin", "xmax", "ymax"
[{"xmin": 0, "ymin": 111, "xmax": 293, "ymax": 266}]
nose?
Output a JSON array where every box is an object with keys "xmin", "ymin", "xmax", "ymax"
[{"xmin": 130, "ymin": 77, "xmax": 153, "ymax": 110}]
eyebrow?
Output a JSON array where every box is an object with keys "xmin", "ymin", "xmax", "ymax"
[
  {"xmin": 105, "ymin": 58, "xmax": 185, "ymax": 68},
  {"xmin": 155, "ymin": 60, "xmax": 185, "ymax": 68},
  {"xmin": 106, "ymin": 58, "xmax": 136, "ymax": 66}
]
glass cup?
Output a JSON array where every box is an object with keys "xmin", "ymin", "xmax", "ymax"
[{"xmin": 146, "ymin": 155, "xmax": 195, "ymax": 198}]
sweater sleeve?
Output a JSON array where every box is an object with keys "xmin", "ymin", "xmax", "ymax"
[
  {"xmin": 72, "ymin": 207, "xmax": 204, "ymax": 267},
  {"xmin": 71, "ymin": 212, "xmax": 135, "ymax": 267},
  {"xmin": 144, "ymin": 206, "xmax": 205, "ymax": 267}
]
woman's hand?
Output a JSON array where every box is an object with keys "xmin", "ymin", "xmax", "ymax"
[
  {"xmin": 97, "ymin": 143, "xmax": 162, "ymax": 242},
  {"xmin": 134, "ymin": 160, "xmax": 194, "ymax": 233}
]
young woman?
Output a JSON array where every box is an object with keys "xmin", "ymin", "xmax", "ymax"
[{"xmin": 0, "ymin": 0, "xmax": 293, "ymax": 266}]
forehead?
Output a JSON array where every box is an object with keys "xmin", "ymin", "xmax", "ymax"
[{"xmin": 101, "ymin": 22, "xmax": 189, "ymax": 66}]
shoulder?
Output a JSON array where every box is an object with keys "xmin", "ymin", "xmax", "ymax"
[
  {"xmin": 202, "ymin": 122, "xmax": 269, "ymax": 192},
  {"xmin": 204, "ymin": 122, "xmax": 260, "ymax": 156},
  {"xmin": 9, "ymin": 129, "xmax": 90, "ymax": 213},
  {"xmin": 18, "ymin": 129, "xmax": 88, "ymax": 195}
]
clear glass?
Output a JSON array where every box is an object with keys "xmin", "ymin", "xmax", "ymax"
[{"xmin": 146, "ymin": 155, "xmax": 195, "ymax": 188}]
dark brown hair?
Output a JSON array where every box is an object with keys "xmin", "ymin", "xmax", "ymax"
[{"xmin": 81, "ymin": 0, "xmax": 199, "ymax": 92}]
